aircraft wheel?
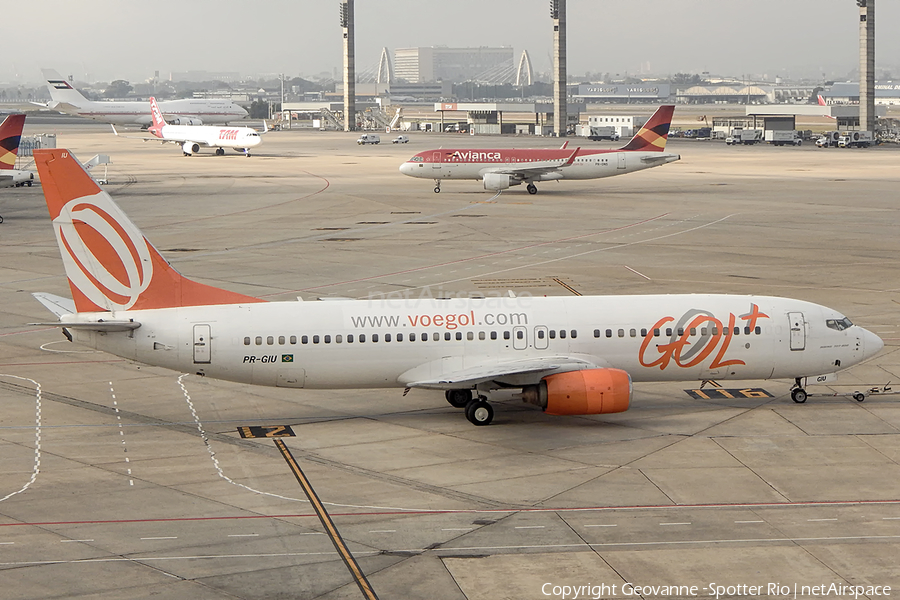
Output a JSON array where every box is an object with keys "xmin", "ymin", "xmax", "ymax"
[
  {"xmin": 26, "ymin": 181, "xmax": 33, "ymax": 187},
  {"xmin": 527, "ymin": 183, "xmax": 537, "ymax": 195},
  {"xmin": 216, "ymin": 148, "xmax": 224, "ymax": 156},
  {"xmin": 465, "ymin": 399, "xmax": 493, "ymax": 426},
  {"xmin": 791, "ymin": 388, "xmax": 808, "ymax": 404},
  {"xmin": 853, "ymin": 392, "xmax": 866, "ymax": 402},
  {"xmin": 434, "ymin": 186, "xmax": 441, "ymax": 193},
  {"xmin": 446, "ymin": 389, "xmax": 472, "ymax": 408},
  {"xmin": 0, "ymin": 215, "xmax": 4, "ymax": 224}
]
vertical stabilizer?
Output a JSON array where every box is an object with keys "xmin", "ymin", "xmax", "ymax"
[
  {"xmin": 619, "ymin": 105, "xmax": 675, "ymax": 152},
  {"xmin": 0, "ymin": 114, "xmax": 26, "ymax": 170},
  {"xmin": 33, "ymin": 149, "xmax": 264, "ymax": 313},
  {"xmin": 148, "ymin": 97, "xmax": 167, "ymax": 138},
  {"xmin": 42, "ymin": 69, "xmax": 90, "ymax": 107}
]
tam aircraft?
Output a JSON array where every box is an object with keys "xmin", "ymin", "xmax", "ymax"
[
  {"xmin": 40, "ymin": 69, "xmax": 247, "ymax": 126},
  {"xmin": 400, "ymin": 105, "xmax": 680, "ymax": 194},
  {"xmin": 0, "ymin": 114, "xmax": 34, "ymax": 191},
  {"xmin": 111, "ymin": 97, "xmax": 263, "ymax": 157},
  {"xmin": 31, "ymin": 148, "xmax": 883, "ymax": 425}
]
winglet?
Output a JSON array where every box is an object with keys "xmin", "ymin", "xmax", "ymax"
[
  {"xmin": 148, "ymin": 97, "xmax": 167, "ymax": 138},
  {"xmin": 33, "ymin": 148, "xmax": 264, "ymax": 313},
  {"xmin": 618, "ymin": 105, "xmax": 674, "ymax": 152},
  {"xmin": 560, "ymin": 141, "xmax": 569, "ymax": 150},
  {"xmin": 110, "ymin": 124, "xmax": 119, "ymax": 136}
]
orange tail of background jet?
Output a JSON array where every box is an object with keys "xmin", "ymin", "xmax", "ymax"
[
  {"xmin": 0, "ymin": 114, "xmax": 26, "ymax": 170},
  {"xmin": 32, "ymin": 149, "xmax": 264, "ymax": 313},
  {"xmin": 618, "ymin": 105, "xmax": 675, "ymax": 152}
]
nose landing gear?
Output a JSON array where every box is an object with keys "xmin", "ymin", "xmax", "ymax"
[{"xmin": 433, "ymin": 180, "xmax": 441, "ymax": 193}]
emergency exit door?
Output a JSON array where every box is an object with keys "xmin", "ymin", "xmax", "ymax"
[{"xmin": 193, "ymin": 324, "xmax": 211, "ymax": 363}]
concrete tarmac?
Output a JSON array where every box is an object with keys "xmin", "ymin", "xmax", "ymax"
[{"xmin": 1, "ymin": 123, "xmax": 899, "ymax": 599}]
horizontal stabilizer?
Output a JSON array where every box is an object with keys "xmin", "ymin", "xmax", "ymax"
[
  {"xmin": 32, "ymin": 292, "xmax": 76, "ymax": 317},
  {"xmin": 30, "ymin": 319, "xmax": 141, "ymax": 332}
]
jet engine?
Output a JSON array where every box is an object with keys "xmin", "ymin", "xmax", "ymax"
[
  {"xmin": 182, "ymin": 141, "xmax": 201, "ymax": 155},
  {"xmin": 170, "ymin": 116, "xmax": 203, "ymax": 126},
  {"xmin": 520, "ymin": 368, "xmax": 632, "ymax": 415},
  {"xmin": 482, "ymin": 172, "xmax": 513, "ymax": 191}
]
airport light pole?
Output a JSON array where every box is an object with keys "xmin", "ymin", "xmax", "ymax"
[
  {"xmin": 551, "ymin": 0, "xmax": 567, "ymax": 137},
  {"xmin": 857, "ymin": 0, "xmax": 875, "ymax": 132},
  {"xmin": 340, "ymin": 0, "xmax": 356, "ymax": 132}
]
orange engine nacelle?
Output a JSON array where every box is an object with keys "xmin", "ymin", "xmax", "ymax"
[{"xmin": 521, "ymin": 368, "xmax": 632, "ymax": 415}]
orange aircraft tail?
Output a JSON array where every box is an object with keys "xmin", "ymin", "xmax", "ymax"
[
  {"xmin": 618, "ymin": 105, "xmax": 675, "ymax": 152},
  {"xmin": 0, "ymin": 114, "xmax": 26, "ymax": 170},
  {"xmin": 33, "ymin": 149, "xmax": 264, "ymax": 313}
]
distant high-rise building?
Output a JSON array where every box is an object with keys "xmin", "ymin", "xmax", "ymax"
[{"xmin": 393, "ymin": 47, "xmax": 514, "ymax": 83}]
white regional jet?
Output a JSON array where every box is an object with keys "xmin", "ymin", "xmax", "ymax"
[
  {"xmin": 112, "ymin": 97, "xmax": 263, "ymax": 157},
  {"xmin": 30, "ymin": 148, "xmax": 883, "ymax": 426},
  {"xmin": 400, "ymin": 105, "xmax": 680, "ymax": 194},
  {"xmin": 41, "ymin": 69, "xmax": 247, "ymax": 126}
]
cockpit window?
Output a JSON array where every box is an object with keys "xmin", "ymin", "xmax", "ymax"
[
  {"xmin": 826, "ymin": 317, "xmax": 853, "ymax": 331},
  {"xmin": 410, "ymin": 156, "xmax": 424, "ymax": 162}
]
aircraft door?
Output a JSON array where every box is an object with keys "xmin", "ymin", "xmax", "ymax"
[
  {"xmin": 534, "ymin": 326, "xmax": 549, "ymax": 350},
  {"xmin": 432, "ymin": 151, "xmax": 442, "ymax": 169},
  {"xmin": 617, "ymin": 152, "xmax": 626, "ymax": 170},
  {"xmin": 193, "ymin": 324, "xmax": 211, "ymax": 363},
  {"xmin": 787, "ymin": 312, "xmax": 806, "ymax": 351},
  {"xmin": 513, "ymin": 326, "xmax": 528, "ymax": 350}
]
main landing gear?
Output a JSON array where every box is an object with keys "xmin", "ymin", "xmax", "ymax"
[
  {"xmin": 433, "ymin": 180, "xmax": 441, "ymax": 193},
  {"xmin": 526, "ymin": 183, "xmax": 538, "ymax": 195},
  {"xmin": 445, "ymin": 389, "xmax": 494, "ymax": 425},
  {"xmin": 215, "ymin": 148, "xmax": 225, "ymax": 156}
]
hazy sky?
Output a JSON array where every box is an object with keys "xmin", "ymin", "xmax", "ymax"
[{"xmin": 5, "ymin": 0, "xmax": 898, "ymax": 84}]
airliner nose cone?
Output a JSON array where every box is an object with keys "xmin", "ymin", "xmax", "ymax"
[
  {"xmin": 399, "ymin": 162, "xmax": 412, "ymax": 176},
  {"xmin": 863, "ymin": 328, "xmax": 884, "ymax": 359}
]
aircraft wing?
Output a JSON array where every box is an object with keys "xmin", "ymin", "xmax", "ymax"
[
  {"xmin": 482, "ymin": 147, "xmax": 580, "ymax": 179},
  {"xmin": 401, "ymin": 354, "xmax": 605, "ymax": 389},
  {"xmin": 110, "ymin": 124, "xmax": 163, "ymax": 142}
]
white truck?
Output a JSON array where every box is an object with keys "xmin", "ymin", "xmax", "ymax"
[
  {"xmin": 356, "ymin": 133, "xmax": 380, "ymax": 145},
  {"xmin": 578, "ymin": 125, "xmax": 620, "ymax": 141},
  {"xmin": 838, "ymin": 131, "xmax": 874, "ymax": 148},
  {"xmin": 764, "ymin": 130, "xmax": 802, "ymax": 146},
  {"xmin": 726, "ymin": 129, "xmax": 763, "ymax": 145}
]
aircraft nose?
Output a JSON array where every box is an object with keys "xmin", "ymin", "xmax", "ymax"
[
  {"xmin": 862, "ymin": 328, "xmax": 884, "ymax": 359},
  {"xmin": 399, "ymin": 162, "xmax": 412, "ymax": 176}
]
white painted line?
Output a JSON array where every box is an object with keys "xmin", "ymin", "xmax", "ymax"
[
  {"xmin": 882, "ymin": 517, "xmax": 900, "ymax": 520},
  {"xmin": 61, "ymin": 539, "xmax": 94, "ymax": 543},
  {"xmin": 584, "ymin": 524, "xmax": 617, "ymax": 528},
  {"xmin": 227, "ymin": 534, "xmax": 259, "ymax": 537},
  {"xmin": 299, "ymin": 533, "xmax": 324, "ymax": 536},
  {"xmin": 441, "ymin": 528, "xmax": 474, "ymax": 531},
  {"xmin": 660, "ymin": 522, "xmax": 691, "ymax": 526},
  {"xmin": 515, "ymin": 526, "xmax": 545, "ymax": 529},
  {"xmin": 368, "ymin": 530, "xmax": 396, "ymax": 533},
  {"xmin": 140, "ymin": 537, "xmax": 177, "ymax": 540},
  {"xmin": 624, "ymin": 265, "xmax": 652, "ymax": 280},
  {"xmin": 0, "ymin": 542, "xmax": 14, "ymax": 545},
  {"xmin": 807, "ymin": 518, "xmax": 838, "ymax": 522},
  {"xmin": 735, "ymin": 520, "xmax": 764, "ymax": 524}
]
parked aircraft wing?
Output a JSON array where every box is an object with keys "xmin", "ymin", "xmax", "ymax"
[{"xmin": 401, "ymin": 355, "xmax": 606, "ymax": 389}]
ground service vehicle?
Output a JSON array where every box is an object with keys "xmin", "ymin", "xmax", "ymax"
[
  {"xmin": 357, "ymin": 134, "xmax": 381, "ymax": 145},
  {"xmin": 838, "ymin": 131, "xmax": 874, "ymax": 148},
  {"xmin": 765, "ymin": 130, "xmax": 802, "ymax": 146},
  {"xmin": 726, "ymin": 129, "xmax": 763, "ymax": 145},
  {"xmin": 392, "ymin": 135, "xmax": 409, "ymax": 144}
]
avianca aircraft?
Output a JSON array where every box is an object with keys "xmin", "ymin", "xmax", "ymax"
[
  {"xmin": 0, "ymin": 114, "xmax": 34, "ymax": 189},
  {"xmin": 400, "ymin": 105, "xmax": 680, "ymax": 194},
  {"xmin": 41, "ymin": 69, "xmax": 247, "ymax": 126},
  {"xmin": 31, "ymin": 148, "xmax": 883, "ymax": 426},
  {"xmin": 112, "ymin": 97, "xmax": 263, "ymax": 157}
]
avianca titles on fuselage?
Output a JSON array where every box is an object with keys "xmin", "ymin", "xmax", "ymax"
[
  {"xmin": 147, "ymin": 97, "xmax": 262, "ymax": 157},
  {"xmin": 400, "ymin": 105, "xmax": 680, "ymax": 194},
  {"xmin": 30, "ymin": 149, "xmax": 883, "ymax": 426}
]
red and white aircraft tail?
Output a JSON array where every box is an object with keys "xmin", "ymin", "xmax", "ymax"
[
  {"xmin": 618, "ymin": 105, "xmax": 675, "ymax": 152},
  {"xmin": 148, "ymin": 97, "xmax": 168, "ymax": 138},
  {"xmin": 0, "ymin": 113, "xmax": 26, "ymax": 170},
  {"xmin": 32, "ymin": 149, "xmax": 264, "ymax": 312}
]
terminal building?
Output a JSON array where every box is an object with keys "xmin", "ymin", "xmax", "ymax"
[
  {"xmin": 573, "ymin": 83, "xmax": 673, "ymax": 104},
  {"xmin": 394, "ymin": 46, "xmax": 515, "ymax": 83}
]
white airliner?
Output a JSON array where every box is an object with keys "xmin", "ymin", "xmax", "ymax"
[
  {"xmin": 30, "ymin": 148, "xmax": 883, "ymax": 425},
  {"xmin": 41, "ymin": 69, "xmax": 247, "ymax": 126},
  {"xmin": 111, "ymin": 97, "xmax": 263, "ymax": 157},
  {"xmin": 400, "ymin": 105, "xmax": 680, "ymax": 194}
]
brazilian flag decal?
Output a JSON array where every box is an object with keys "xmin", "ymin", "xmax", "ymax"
[{"xmin": 281, "ymin": 354, "xmax": 294, "ymax": 363}]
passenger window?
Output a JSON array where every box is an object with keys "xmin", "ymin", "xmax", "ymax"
[
  {"xmin": 560, "ymin": 330, "xmax": 567, "ymax": 339},
  {"xmin": 550, "ymin": 330, "xmax": 557, "ymax": 339},
  {"xmin": 571, "ymin": 330, "xmax": 577, "ymax": 339},
  {"xmin": 690, "ymin": 328, "xmax": 696, "ymax": 336},
  {"xmin": 516, "ymin": 330, "xmax": 524, "ymax": 339},
  {"xmin": 335, "ymin": 335, "xmax": 342, "ymax": 343},
  {"xmin": 733, "ymin": 327, "xmax": 740, "ymax": 335},
  {"xmin": 278, "ymin": 336, "xmax": 285, "ymax": 345},
  {"xmin": 347, "ymin": 334, "xmax": 354, "ymax": 343},
  {"xmin": 397, "ymin": 333, "xmax": 403, "ymax": 342},
  {"xmin": 538, "ymin": 330, "xmax": 545, "ymax": 339},
  {"xmin": 302, "ymin": 335, "xmax": 309, "ymax": 344},
  {"xmin": 243, "ymin": 337, "xmax": 250, "ymax": 345},
  {"xmin": 701, "ymin": 328, "xmax": 707, "ymax": 336},
  {"xmin": 313, "ymin": 335, "xmax": 320, "ymax": 344},
  {"xmin": 255, "ymin": 336, "xmax": 262, "ymax": 345},
  {"xmin": 653, "ymin": 328, "xmax": 660, "ymax": 337},
  {"xmin": 467, "ymin": 332, "xmax": 474, "ymax": 341},
  {"xmin": 606, "ymin": 329, "xmax": 612, "ymax": 338},
  {"xmin": 372, "ymin": 334, "xmax": 379, "ymax": 342},
  {"xmin": 755, "ymin": 326, "xmax": 761, "ymax": 334},
  {"xmin": 433, "ymin": 332, "xmax": 440, "ymax": 341},
  {"xmin": 712, "ymin": 327, "xmax": 719, "ymax": 336},
  {"xmin": 594, "ymin": 329, "xmax": 600, "ymax": 338},
  {"xmin": 665, "ymin": 328, "xmax": 672, "ymax": 337},
  {"xmin": 503, "ymin": 331, "xmax": 510, "ymax": 340},
  {"xmin": 445, "ymin": 332, "xmax": 451, "ymax": 341},
  {"xmin": 409, "ymin": 333, "xmax": 415, "ymax": 342},
  {"xmin": 290, "ymin": 335, "xmax": 297, "ymax": 344},
  {"xmin": 267, "ymin": 336, "xmax": 274, "ymax": 345},
  {"xmin": 456, "ymin": 332, "xmax": 463, "ymax": 340},
  {"xmin": 618, "ymin": 329, "xmax": 625, "ymax": 338},
  {"xmin": 385, "ymin": 334, "xmax": 391, "ymax": 342},
  {"xmin": 324, "ymin": 335, "xmax": 331, "ymax": 344},
  {"xmin": 744, "ymin": 327, "xmax": 751, "ymax": 335},
  {"xmin": 677, "ymin": 328, "xmax": 684, "ymax": 336},
  {"xmin": 641, "ymin": 328, "xmax": 647, "ymax": 337},
  {"xmin": 629, "ymin": 329, "xmax": 636, "ymax": 338},
  {"xmin": 491, "ymin": 331, "xmax": 497, "ymax": 340},
  {"xmin": 421, "ymin": 333, "xmax": 428, "ymax": 341},
  {"xmin": 479, "ymin": 331, "xmax": 485, "ymax": 340},
  {"xmin": 359, "ymin": 334, "xmax": 366, "ymax": 342}
]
